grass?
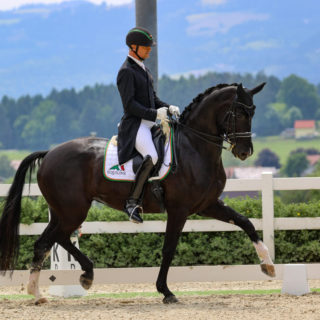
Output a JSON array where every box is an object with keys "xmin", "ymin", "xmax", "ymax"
[{"xmin": 1, "ymin": 288, "xmax": 320, "ymax": 300}]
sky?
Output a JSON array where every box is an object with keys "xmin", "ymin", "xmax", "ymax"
[{"xmin": 0, "ymin": 0, "xmax": 319, "ymax": 98}]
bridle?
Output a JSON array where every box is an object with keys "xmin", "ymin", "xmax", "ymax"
[
  {"xmin": 222, "ymin": 98, "xmax": 255, "ymax": 150},
  {"xmin": 174, "ymin": 96, "xmax": 255, "ymax": 151}
]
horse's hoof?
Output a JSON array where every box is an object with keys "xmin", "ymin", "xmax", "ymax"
[
  {"xmin": 35, "ymin": 297, "xmax": 48, "ymax": 305},
  {"xmin": 80, "ymin": 275, "xmax": 92, "ymax": 290},
  {"xmin": 261, "ymin": 263, "xmax": 276, "ymax": 277},
  {"xmin": 163, "ymin": 295, "xmax": 179, "ymax": 304}
]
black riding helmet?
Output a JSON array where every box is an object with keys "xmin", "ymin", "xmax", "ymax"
[
  {"xmin": 126, "ymin": 27, "xmax": 155, "ymax": 61},
  {"xmin": 126, "ymin": 27, "xmax": 156, "ymax": 47}
]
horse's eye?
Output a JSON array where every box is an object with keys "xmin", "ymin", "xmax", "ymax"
[{"xmin": 236, "ymin": 113, "xmax": 246, "ymax": 119}]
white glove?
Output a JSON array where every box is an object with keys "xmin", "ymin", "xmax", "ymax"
[
  {"xmin": 169, "ymin": 105, "xmax": 180, "ymax": 117},
  {"xmin": 156, "ymin": 107, "xmax": 168, "ymax": 122}
]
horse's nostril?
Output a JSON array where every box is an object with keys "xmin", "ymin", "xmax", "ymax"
[{"xmin": 240, "ymin": 152, "xmax": 249, "ymax": 159}]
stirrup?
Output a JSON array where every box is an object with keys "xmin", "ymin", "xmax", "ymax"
[{"xmin": 124, "ymin": 200, "xmax": 143, "ymax": 224}]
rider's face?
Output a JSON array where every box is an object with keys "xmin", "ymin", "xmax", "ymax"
[{"xmin": 131, "ymin": 45, "xmax": 152, "ymax": 60}]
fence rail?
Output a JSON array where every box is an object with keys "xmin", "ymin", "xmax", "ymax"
[{"xmin": 1, "ymin": 173, "xmax": 320, "ymax": 285}]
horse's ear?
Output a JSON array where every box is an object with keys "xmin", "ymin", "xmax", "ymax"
[
  {"xmin": 236, "ymin": 83, "xmax": 246, "ymax": 97},
  {"xmin": 250, "ymin": 82, "xmax": 266, "ymax": 95},
  {"xmin": 237, "ymin": 83, "xmax": 244, "ymax": 93}
]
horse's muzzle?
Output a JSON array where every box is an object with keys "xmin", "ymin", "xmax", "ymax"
[{"xmin": 232, "ymin": 145, "xmax": 252, "ymax": 161}]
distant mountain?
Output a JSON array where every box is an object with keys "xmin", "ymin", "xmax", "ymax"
[{"xmin": 0, "ymin": 0, "xmax": 319, "ymax": 98}]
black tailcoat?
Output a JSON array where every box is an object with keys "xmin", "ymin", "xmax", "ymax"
[{"xmin": 117, "ymin": 57, "xmax": 169, "ymax": 165}]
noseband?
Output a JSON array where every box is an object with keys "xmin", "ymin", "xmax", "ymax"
[{"xmin": 175, "ymin": 96, "xmax": 255, "ymax": 151}]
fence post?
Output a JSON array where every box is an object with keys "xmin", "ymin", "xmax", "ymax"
[{"xmin": 261, "ymin": 172, "xmax": 275, "ymax": 260}]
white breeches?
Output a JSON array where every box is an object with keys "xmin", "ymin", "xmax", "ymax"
[{"xmin": 135, "ymin": 119, "xmax": 158, "ymax": 165}]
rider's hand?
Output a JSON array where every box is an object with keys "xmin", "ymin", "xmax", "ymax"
[
  {"xmin": 169, "ymin": 105, "xmax": 180, "ymax": 117},
  {"xmin": 156, "ymin": 107, "xmax": 169, "ymax": 122}
]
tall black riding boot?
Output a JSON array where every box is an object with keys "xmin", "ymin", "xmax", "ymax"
[{"xmin": 124, "ymin": 155, "xmax": 154, "ymax": 223}]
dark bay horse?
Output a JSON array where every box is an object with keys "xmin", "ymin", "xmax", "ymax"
[{"xmin": 0, "ymin": 83, "xmax": 275, "ymax": 304}]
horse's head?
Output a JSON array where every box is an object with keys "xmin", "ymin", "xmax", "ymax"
[
  {"xmin": 179, "ymin": 82, "xmax": 265, "ymax": 161},
  {"xmin": 219, "ymin": 83, "xmax": 265, "ymax": 160}
]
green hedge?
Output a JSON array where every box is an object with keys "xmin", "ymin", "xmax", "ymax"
[{"xmin": 1, "ymin": 196, "xmax": 320, "ymax": 269}]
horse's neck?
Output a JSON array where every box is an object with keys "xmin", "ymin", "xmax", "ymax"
[{"xmin": 183, "ymin": 100, "xmax": 220, "ymax": 136}]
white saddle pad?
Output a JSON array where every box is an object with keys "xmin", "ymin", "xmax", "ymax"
[{"xmin": 103, "ymin": 130, "xmax": 172, "ymax": 182}]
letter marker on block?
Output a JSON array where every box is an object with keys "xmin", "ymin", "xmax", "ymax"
[{"xmin": 48, "ymin": 235, "xmax": 87, "ymax": 298}]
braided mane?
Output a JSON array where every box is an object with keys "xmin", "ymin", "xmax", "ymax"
[{"xmin": 179, "ymin": 83, "xmax": 238, "ymax": 123}]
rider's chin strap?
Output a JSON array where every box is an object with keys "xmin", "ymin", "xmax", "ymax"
[{"xmin": 130, "ymin": 45, "xmax": 145, "ymax": 61}]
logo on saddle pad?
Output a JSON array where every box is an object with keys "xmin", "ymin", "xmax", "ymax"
[{"xmin": 107, "ymin": 164, "xmax": 126, "ymax": 176}]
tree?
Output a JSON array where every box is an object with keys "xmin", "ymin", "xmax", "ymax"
[
  {"xmin": 0, "ymin": 155, "xmax": 15, "ymax": 179},
  {"xmin": 291, "ymin": 148, "xmax": 320, "ymax": 155},
  {"xmin": 277, "ymin": 75, "xmax": 320, "ymax": 119},
  {"xmin": 254, "ymin": 149, "xmax": 281, "ymax": 168},
  {"xmin": 282, "ymin": 152, "xmax": 309, "ymax": 177},
  {"xmin": 0, "ymin": 105, "xmax": 13, "ymax": 148},
  {"xmin": 253, "ymin": 104, "xmax": 283, "ymax": 136},
  {"xmin": 21, "ymin": 100, "xmax": 57, "ymax": 149}
]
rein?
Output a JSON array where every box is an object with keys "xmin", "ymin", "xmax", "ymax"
[
  {"xmin": 175, "ymin": 121, "xmax": 227, "ymax": 149},
  {"xmin": 167, "ymin": 91, "xmax": 255, "ymax": 174}
]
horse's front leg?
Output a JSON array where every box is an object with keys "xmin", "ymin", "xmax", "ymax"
[
  {"xmin": 156, "ymin": 211, "xmax": 187, "ymax": 304},
  {"xmin": 199, "ymin": 200, "xmax": 275, "ymax": 277}
]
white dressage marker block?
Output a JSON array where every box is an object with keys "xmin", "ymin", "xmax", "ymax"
[
  {"xmin": 281, "ymin": 264, "xmax": 310, "ymax": 296},
  {"xmin": 48, "ymin": 236, "xmax": 87, "ymax": 298}
]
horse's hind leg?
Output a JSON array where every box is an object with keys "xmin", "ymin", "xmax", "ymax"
[
  {"xmin": 57, "ymin": 237, "xmax": 94, "ymax": 290},
  {"xmin": 27, "ymin": 214, "xmax": 59, "ymax": 304},
  {"xmin": 51, "ymin": 203, "xmax": 94, "ymax": 290},
  {"xmin": 198, "ymin": 200, "xmax": 275, "ymax": 277}
]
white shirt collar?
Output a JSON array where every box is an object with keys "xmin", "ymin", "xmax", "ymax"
[{"xmin": 128, "ymin": 55, "xmax": 146, "ymax": 71}]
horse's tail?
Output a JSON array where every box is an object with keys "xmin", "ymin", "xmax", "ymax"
[{"xmin": 0, "ymin": 151, "xmax": 48, "ymax": 274}]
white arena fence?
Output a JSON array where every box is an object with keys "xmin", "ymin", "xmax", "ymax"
[{"xmin": 1, "ymin": 172, "xmax": 320, "ymax": 286}]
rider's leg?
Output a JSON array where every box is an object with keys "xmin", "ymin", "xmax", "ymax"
[
  {"xmin": 124, "ymin": 120, "xmax": 157, "ymax": 223},
  {"xmin": 135, "ymin": 120, "xmax": 158, "ymax": 166}
]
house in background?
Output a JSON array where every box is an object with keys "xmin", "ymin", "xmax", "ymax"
[
  {"xmin": 222, "ymin": 166, "xmax": 279, "ymax": 199},
  {"xmin": 294, "ymin": 120, "xmax": 317, "ymax": 139},
  {"xmin": 303, "ymin": 154, "xmax": 320, "ymax": 175},
  {"xmin": 10, "ymin": 160, "xmax": 22, "ymax": 171}
]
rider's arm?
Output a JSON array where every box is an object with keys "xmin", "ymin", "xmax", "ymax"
[{"xmin": 117, "ymin": 68, "xmax": 157, "ymax": 121}]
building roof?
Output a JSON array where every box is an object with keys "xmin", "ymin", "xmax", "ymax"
[
  {"xmin": 294, "ymin": 120, "xmax": 315, "ymax": 129},
  {"xmin": 306, "ymin": 155, "xmax": 320, "ymax": 166}
]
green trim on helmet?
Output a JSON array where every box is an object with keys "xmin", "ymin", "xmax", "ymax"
[{"xmin": 129, "ymin": 28, "xmax": 152, "ymax": 40}]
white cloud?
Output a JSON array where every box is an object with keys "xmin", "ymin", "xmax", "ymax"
[
  {"xmin": 241, "ymin": 40, "xmax": 279, "ymax": 51},
  {"xmin": 201, "ymin": 0, "xmax": 227, "ymax": 5},
  {"xmin": 186, "ymin": 12, "xmax": 269, "ymax": 36},
  {"xmin": 0, "ymin": 19, "xmax": 20, "ymax": 25},
  {"xmin": 263, "ymin": 65, "xmax": 283, "ymax": 76},
  {"xmin": 169, "ymin": 68, "xmax": 212, "ymax": 80},
  {"xmin": 169, "ymin": 64, "xmax": 234, "ymax": 79},
  {"xmin": 0, "ymin": 0, "xmax": 132, "ymax": 11}
]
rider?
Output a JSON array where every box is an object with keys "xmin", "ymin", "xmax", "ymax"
[{"xmin": 117, "ymin": 26, "xmax": 180, "ymax": 224}]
